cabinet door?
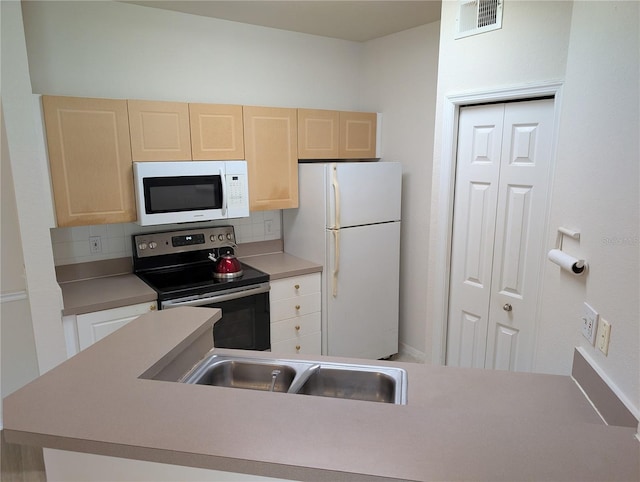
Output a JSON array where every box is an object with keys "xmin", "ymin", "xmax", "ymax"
[
  {"xmin": 42, "ymin": 95, "xmax": 136, "ymax": 227},
  {"xmin": 243, "ymin": 106, "xmax": 298, "ymax": 210},
  {"xmin": 189, "ymin": 103, "xmax": 244, "ymax": 160},
  {"xmin": 128, "ymin": 100, "xmax": 191, "ymax": 161},
  {"xmin": 297, "ymin": 109, "xmax": 339, "ymax": 159},
  {"xmin": 339, "ymin": 111, "xmax": 378, "ymax": 158},
  {"xmin": 76, "ymin": 302, "xmax": 155, "ymax": 350}
]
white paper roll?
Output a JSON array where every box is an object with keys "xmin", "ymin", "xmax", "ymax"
[{"xmin": 547, "ymin": 249, "xmax": 587, "ymax": 275}]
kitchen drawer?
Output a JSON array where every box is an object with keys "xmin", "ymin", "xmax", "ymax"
[
  {"xmin": 271, "ymin": 331, "xmax": 321, "ymax": 355},
  {"xmin": 270, "ymin": 292, "xmax": 320, "ymax": 322},
  {"xmin": 271, "ymin": 312, "xmax": 321, "ymax": 344},
  {"xmin": 270, "ymin": 273, "xmax": 320, "ymax": 301}
]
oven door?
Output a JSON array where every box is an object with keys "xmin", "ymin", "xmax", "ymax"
[{"xmin": 160, "ymin": 283, "xmax": 270, "ymax": 351}]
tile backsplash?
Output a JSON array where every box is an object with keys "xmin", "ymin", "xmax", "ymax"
[{"xmin": 50, "ymin": 211, "xmax": 282, "ymax": 266}]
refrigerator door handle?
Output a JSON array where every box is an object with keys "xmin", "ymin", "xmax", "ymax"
[
  {"xmin": 331, "ymin": 163, "xmax": 340, "ymax": 229},
  {"xmin": 332, "ymin": 229, "xmax": 340, "ymax": 297}
]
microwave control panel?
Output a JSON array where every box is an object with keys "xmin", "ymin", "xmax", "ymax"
[{"xmin": 226, "ymin": 172, "xmax": 250, "ymax": 217}]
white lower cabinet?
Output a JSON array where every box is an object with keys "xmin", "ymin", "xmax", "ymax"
[
  {"xmin": 63, "ymin": 302, "xmax": 156, "ymax": 356},
  {"xmin": 269, "ymin": 273, "xmax": 321, "ymax": 355}
]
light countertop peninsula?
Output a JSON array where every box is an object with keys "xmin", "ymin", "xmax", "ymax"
[{"xmin": 4, "ymin": 308, "xmax": 638, "ymax": 481}]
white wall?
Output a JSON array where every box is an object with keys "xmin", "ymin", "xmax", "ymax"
[
  {"xmin": 535, "ymin": 0, "xmax": 639, "ymax": 415},
  {"xmin": 427, "ymin": 0, "xmax": 638, "ymax": 416},
  {"xmin": 360, "ymin": 22, "xmax": 440, "ymax": 359},
  {"xmin": 21, "ymin": 1, "xmax": 363, "ymax": 109},
  {"xmin": 1, "ymin": 105, "xmax": 41, "ymax": 405},
  {"xmin": 1, "ymin": 0, "xmax": 67, "ymax": 378}
]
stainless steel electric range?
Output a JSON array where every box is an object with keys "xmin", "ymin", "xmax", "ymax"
[{"xmin": 132, "ymin": 226, "xmax": 270, "ymax": 351}]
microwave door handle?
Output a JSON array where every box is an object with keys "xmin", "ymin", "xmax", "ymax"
[{"xmin": 220, "ymin": 168, "xmax": 227, "ymax": 216}]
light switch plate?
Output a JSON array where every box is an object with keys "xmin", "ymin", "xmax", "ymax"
[
  {"xmin": 597, "ymin": 318, "xmax": 611, "ymax": 356},
  {"xmin": 582, "ymin": 302, "xmax": 598, "ymax": 345}
]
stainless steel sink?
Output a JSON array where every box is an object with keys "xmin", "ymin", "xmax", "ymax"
[
  {"xmin": 295, "ymin": 366, "xmax": 399, "ymax": 403},
  {"xmin": 186, "ymin": 360, "xmax": 296, "ymax": 392},
  {"xmin": 179, "ymin": 352, "xmax": 407, "ymax": 404}
]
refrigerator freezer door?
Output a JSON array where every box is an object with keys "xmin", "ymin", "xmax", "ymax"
[
  {"xmin": 327, "ymin": 162, "xmax": 401, "ymax": 229},
  {"xmin": 325, "ymin": 221, "xmax": 400, "ymax": 359}
]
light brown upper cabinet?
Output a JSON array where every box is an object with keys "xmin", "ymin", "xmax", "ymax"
[
  {"xmin": 297, "ymin": 109, "xmax": 340, "ymax": 159},
  {"xmin": 189, "ymin": 103, "xmax": 244, "ymax": 160},
  {"xmin": 339, "ymin": 111, "xmax": 378, "ymax": 158},
  {"xmin": 243, "ymin": 106, "xmax": 298, "ymax": 211},
  {"xmin": 128, "ymin": 100, "xmax": 191, "ymax": 161},
  {"xmin": 297, "ymin": 109, "xmax": 379, "ymax": 159},
  {"xmin": 42, "ymin": 95, "xmax": 136, "ymax": 227}
]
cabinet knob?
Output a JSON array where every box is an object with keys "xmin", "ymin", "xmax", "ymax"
[
  {"xmin": 295, "ymin": 325, "xmax": 301, "ymax": 331},
  {"xmin": 503, "ymin": 303, "xmax": 513, "ymax": 312},
  {"xmin": 296, "ymin": 345, "xmax": 301, "ymax": 353},
  {"xmin": 294, "ymin": 284, "xmax": 300, "ymax": 290},
  {"xmin": 295, "ymin": 304, "xmax": 301, "ymax": 310},
  {"xmin": 150, "ymin": 305, "xmax": 157, "ymax": 311}
]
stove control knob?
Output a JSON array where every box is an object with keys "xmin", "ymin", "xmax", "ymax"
[
  {"xmin": 149, "ymin": 242, "xmax": 157, "ymax": 249},
  {"xmin": 227, "ymin": 233, "xmax": 232, "ymax": 240},
  {"xmin": 218, "ymin": 234, "xmax": 224, "ymax": 241},
  {"xmin": 209, "ymin": 235, "xmax": 216, "ymax": 242},
  {"xmin": 138, "ymin": 242, "xmax": 148, "ymax": 250}
]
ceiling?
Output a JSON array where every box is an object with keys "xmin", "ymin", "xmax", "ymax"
[{"xmin": 123, "ymin": 1, "xmax": 442, "ymax": 42}]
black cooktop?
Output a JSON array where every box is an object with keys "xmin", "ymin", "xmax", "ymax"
[
  {"xmin": 137, "ymin": 261, "xmax": 269, "ymax": 300},
  {"xmin": 132, "ymin": 226, "xmax": 269, "ymax": 302}
]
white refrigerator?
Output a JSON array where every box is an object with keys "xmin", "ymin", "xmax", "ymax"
[{"xmin": 283, "ymin": 162, "xmax": 402, "ymax": 359}]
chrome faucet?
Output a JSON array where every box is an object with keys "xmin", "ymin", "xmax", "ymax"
[{"xmin": 269, "ymin": 369, "xmax": 281, "ymax": 392}]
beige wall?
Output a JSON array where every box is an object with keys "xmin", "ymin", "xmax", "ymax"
[{"xmin": 427, "ymin": 0, "xmax": 638, "ymax": 417}]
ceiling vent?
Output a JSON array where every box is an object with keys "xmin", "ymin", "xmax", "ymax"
[{"xmin": 456, "ymin": 0, "xmax": 503, "ymax": 39}]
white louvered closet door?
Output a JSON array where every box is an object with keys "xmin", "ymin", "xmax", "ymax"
[{"xmin": 446, "ymin": 99, "xmax": 554, "ymax": 372}]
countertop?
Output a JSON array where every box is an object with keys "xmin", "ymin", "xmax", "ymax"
[
  {"xmin": 240, "ymin": 252, "xmax": 322, "ymax": 280},
  {"xmin": 57, "ymin": 249, "xmax": 320, "ymax": 315},
  {"xmin": 59, "ymin": 274, "xmax": 157, "ymax": 316},
  {"xmin": 4, "ymin": 308, "xmax": 638, "ymax": 481}
]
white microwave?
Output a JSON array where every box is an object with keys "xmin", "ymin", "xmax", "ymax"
[{"xmin": 133, "ymin": 161, "xmax": 250, "ymax": 226}]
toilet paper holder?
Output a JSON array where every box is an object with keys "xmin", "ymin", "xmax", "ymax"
[{"xmin": 548, "ymin": 227, "xmax": 587, "ymax": 276}]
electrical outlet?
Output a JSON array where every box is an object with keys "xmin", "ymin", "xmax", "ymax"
[
  {"xmin": 265, "ymin": 220, "xmax": 274, "ymax": 235},
  {"xmin": 89, "ymin": 236, "xmax": 102, "ymax": 254},
  {"xmin": 581, "ymin": 302, "xmax": 598, "ymax": 345},
  {"xmin": 597, "ymin": 318, "xmax": 611, "ymax": 356}
]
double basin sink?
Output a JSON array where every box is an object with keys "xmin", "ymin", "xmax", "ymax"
[{"xmin": 179, "ymin": 352, "xmax": 408, "ymax": 405}]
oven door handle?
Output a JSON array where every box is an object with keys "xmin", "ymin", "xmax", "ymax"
[{"xmin": 161, "ymin": 283, "xmax": 270, "ymax": 309}]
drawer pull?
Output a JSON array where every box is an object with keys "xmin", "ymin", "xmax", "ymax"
[
  {"xmin": 295, "ymin": 304, "xmax": 301, "ymax": 310},
  {"xmin": 295, "ymin": 325, "xmax": 301, "ymax": 331},
  {"xmin": 294, "ymin": 284, "xmax": 300, "ymax": 290}
]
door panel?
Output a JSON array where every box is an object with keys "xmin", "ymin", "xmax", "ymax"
[
  {"xmin": 447, "ymin": 99, "xmax": 554, "ymax": 372},
  {"xmin": 327, "ymin": 162, "xmax": 402, "ymax": 228},
  {"xmin": 485, "ymin": 99, "xmax": 555, "ymax": 371},
  {"xmin": 325, "ymin": 222, "xmax": 400, "ymax": 359},
  {"xmin": 446, "ymin": 104, "xmax": 504, "ymax": 368}
]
